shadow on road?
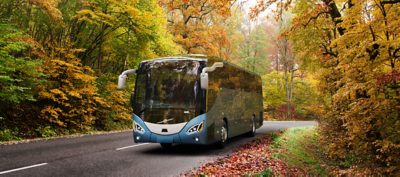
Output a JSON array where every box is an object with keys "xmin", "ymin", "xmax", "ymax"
[{"xmin": 139, "ymin": 133, "xmax": 262, "ymax": 156}]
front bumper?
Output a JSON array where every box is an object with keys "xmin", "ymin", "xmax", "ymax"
[{"xmin": 132, "ymin": 114, "xmax": 208, "ymax": 144}]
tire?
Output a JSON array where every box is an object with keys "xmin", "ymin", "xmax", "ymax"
[
  {"xmin": 247, "ymin": 117, "xmax": 256, "ymax": 137},
  {"xmin": 160, "ymin": 143, "xmax": 172, "ymax": 149},
  {"xmin": 216, "ymin": 121, "xmax": 228, "ymax": 149}
]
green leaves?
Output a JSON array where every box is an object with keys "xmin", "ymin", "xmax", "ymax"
[
  {"xmin": 72, "ymin": 0, "xmax": 179, "ymax": 72},
  {"xmin": 262, "ymin": 71, "xmax": 321, "ymax": 120},
  {"xmin": 0, "ymin": 25, "xmax": 42, "ymax": 105}
]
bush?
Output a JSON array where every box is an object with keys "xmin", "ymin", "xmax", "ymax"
[
  {"xmin": 94, "ymin": 75, "xmax": 132, "ymax": 131},
  {"xmin": 0, "ymin": 129, "xmax": 20, "ymax": 141},
  {"xmin": 38, "ymin": 56, "xmax": 104, "ymax": 131},
  {"xmin": 0, "ymin": 24, "xmax": 42, "ymax": 118},
  {"xmin": 35, "ymin": 126, "xmax": 57, "ymax": 138}
]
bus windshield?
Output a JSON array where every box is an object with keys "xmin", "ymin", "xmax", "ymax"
[{"xmin": 133, "ymin": 59, "xmax": 205, "ymax": 124}]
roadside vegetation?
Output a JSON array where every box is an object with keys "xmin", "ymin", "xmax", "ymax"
[
  {"xmin": 270, "ymin": 127, "xmax": 334, "ymax": 176},
  {"xmin": 186, "ymin": 127, "xmax": 396, "ymax": 176},
  {"xmin": 270, "ymin": 127, "xmax": 400, "ymax": 176},
  {"xmin": 269, "ymin": 127, "xmax": 328, "ymax": 176}
]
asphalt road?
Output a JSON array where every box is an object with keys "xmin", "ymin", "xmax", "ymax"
[{"xmin": 0, "ymin": 121, "xmax": 317, "ymax": 177}]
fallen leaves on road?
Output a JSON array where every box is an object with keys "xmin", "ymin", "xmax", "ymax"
[{"xmin": 182, "ymin": 133, "xmax": 308, "ymax": 176}]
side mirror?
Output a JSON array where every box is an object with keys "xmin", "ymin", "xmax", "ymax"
[
  {"xmin": 117, "ymin": 74, "xmax": 128, "ymax": 89},
  {"xmin": 117, "ymin": 69, "xmax": 137, "ymax": 89},
  {"xmin": 200, "ymin": 73, "xmax": 209, "ymax": 89},
  {"xmin": 200, "ymin": 62, "xmax": 223, "ymax": 90}
]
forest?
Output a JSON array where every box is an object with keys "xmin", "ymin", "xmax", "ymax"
[{"xmin": 0, "ymin": 0, "xmax": 399, "ymax": 174}]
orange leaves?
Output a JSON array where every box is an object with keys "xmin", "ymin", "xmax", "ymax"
[
  {"xmin": 162, "ymin": 0, "xmax": 233, "ymax": 57},
  {"xmin": 184, "ymin": 135, "xmax": 308, "ymax": 176}
]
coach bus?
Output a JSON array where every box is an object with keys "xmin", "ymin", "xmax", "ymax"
[{"xmin": 117, "ymin": 55, "xmax": 263, "ymax": 148}]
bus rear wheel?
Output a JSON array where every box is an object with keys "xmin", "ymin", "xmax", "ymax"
[
  {"xmin": 247, "ymin": 117, "xmax": 256, "ymax": 137},
  {"xmin": 160, "ymin": 143, "xmax": 172, "ymax": 149},
  {"xmin": 216, "ymin": 121, "xmax": 228, "ymax": 148}
]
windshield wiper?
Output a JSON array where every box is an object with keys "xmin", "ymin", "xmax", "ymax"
[{"xmin": 157, "ymin": 118, "xmax": 174, "ymax": 124}]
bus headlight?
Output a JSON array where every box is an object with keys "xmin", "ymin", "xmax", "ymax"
[
  {"xmin": 187, "ymin": 121, "xmax": 204, "ymax": 134},
  {"xmin": 133, "ymin": 121, "xmax": 145, "ymax": 134}
]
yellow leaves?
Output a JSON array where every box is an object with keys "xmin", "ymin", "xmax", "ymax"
[
  {"xmin": 68, "ymin": 91, "xmax": 81, "ymax": 99},
  {"xmin": 287, "ymin": 0, "xmax": 400, "ymax": 171},
  {"xmin": 73, "ymin": 72, "xmax": 96, "ymax": 82},
  {"xmin": 125, "ymin": 6, "xmax": 141, "ymax": 19},
  {"xmin": 39, "ymin": 89, "xmax": 68, "ymax": 102},
  {"xmin": 36, "ymin": 47, "xmax": 103, "ymax": 130},
  {"xmin": 96, "ymin": 80, "xmax": 131, "ymax": 123},
  {"xmin": 164, "ymin": 0, "xmax": 233, "ymax": 57},
  {"xmin": 41, "ymin": 106, "xmax": 64, "ymax": 126},
  {"xmin": 29, "ymin": 0, "xmax": 63, "ymax": 22},
  {"xmin": 50, "ymin": 89, "xmax": 68, "ymax": 100},
  {"xmin": 75, "ymin": 9, "xmax": 116, "ymax": 26},
  {"xmin": 0, "ymin": 0, "xmax": 174, "ymax": 135}
]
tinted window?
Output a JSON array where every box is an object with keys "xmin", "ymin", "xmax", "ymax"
[{"xmin": 132, "ymin": 59, "xmax": 205, "ymax": 124}]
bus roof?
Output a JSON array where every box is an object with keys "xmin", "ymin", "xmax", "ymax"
[
  {"xmin": 207, "ymin": 58, "xmax": 261, "ymax": 77},
  {"xmin": 140, "ymin": 56, "xmax": 260, "ymax": 77},
  {"xmin": 140, "ymin": 56, "xmax": 207, "ymax": 64}
]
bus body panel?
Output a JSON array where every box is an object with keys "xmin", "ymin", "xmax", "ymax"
[{"xmin": 206, "ymin": 58, "xmax": 263, "ymax": 140}]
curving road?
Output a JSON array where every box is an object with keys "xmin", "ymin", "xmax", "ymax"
[{"xmin": 0, "ymin": 121, "xmax": 317, "ymax": 177}]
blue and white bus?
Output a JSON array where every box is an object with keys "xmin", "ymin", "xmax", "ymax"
[{"xmin": 118, "ymin": 55, "xmax": 263, "ymax": 148}]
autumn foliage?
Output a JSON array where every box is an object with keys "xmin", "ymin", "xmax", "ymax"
[
  {"xmin": 160, "ymin": 0, "xmax": 234, "ymax": 58},
  {"xmin": 251, "ymin": 0, "xmax": 400, "ymax": 174},
  {"xmin": 0, "ymin": 0, "xmax": 177, "ymax": 139}
]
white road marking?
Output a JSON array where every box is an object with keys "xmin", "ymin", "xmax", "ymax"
[
  {"xmin": 116, "ymin": 143, "xmax": 150, "ymax": 151},
  {"xmin": 0, "ymin": 163, "xmax": 48, "ymax": 175}
]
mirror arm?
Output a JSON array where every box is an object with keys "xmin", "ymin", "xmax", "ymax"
[
  {"xmin": 201, "ymin": 62, "xmax": 224, "ymax": 75},
  {"xmin": 117, "ymin": 69, "xmax": 136, "ymax": 89},
  {"xmin": 121, "ymin": 69, "xmax": 137, "ymax": 76}
]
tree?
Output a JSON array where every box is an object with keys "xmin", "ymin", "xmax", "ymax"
[
  {"xmin": 238, "ymin": 22, "xmax": 270, "ymax": 75},
  {"xmin": 159, "ymin": 0, "xmax": 235, "ymax": 58},
  {"xmin": 252, "ymin": 0, "xmax": 400, "ymax": 173},
  {"xmin": 223, "ymin": 4, "xmax": 246, "ymax": 62},
  {"xmin": 73, "ymin": 0, "xmax": 181, "ymax": 72},
  {"xmin": 0, "ymin": 0, "xmax": 181, "ymax": 137},
  {"xmin": 223, "ymin": 4, "xmax": 270, "ymax": 74}
]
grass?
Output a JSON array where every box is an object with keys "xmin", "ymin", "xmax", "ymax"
[
  {"xmin": 270, "ymin": 127, "xmax": 329, "ymax": 176},
  {"xmin": 255, "ymin": 168, "xmax": 273, "ymax": 177}
]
